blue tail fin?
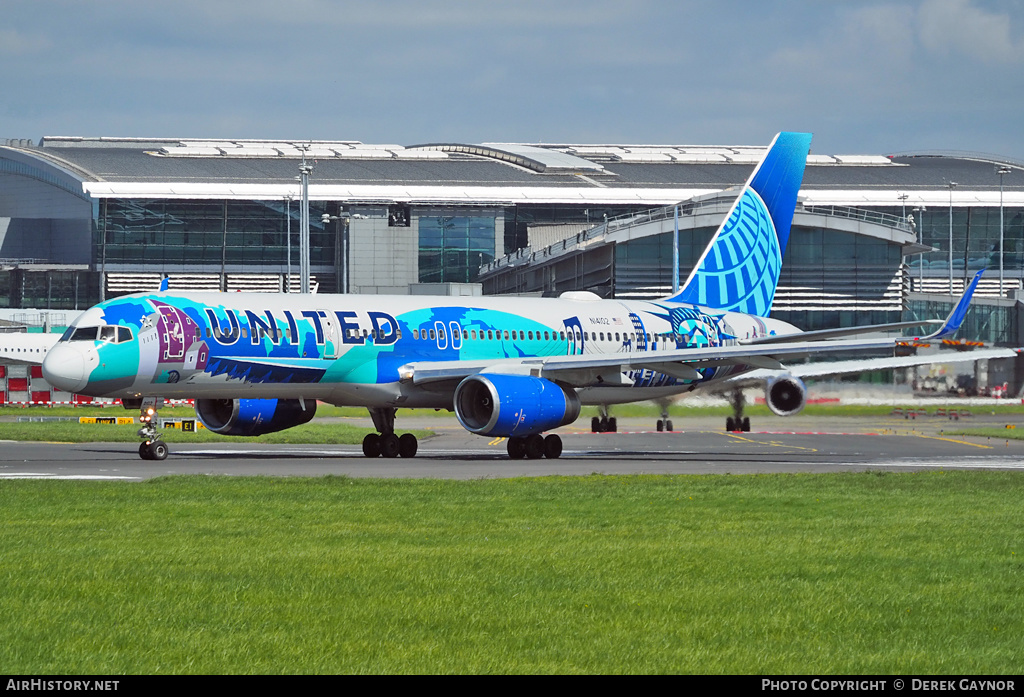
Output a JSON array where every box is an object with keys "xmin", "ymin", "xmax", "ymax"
[{"xmin": 666, "ymin": 131, "xmax": 812, "ymax": 316}]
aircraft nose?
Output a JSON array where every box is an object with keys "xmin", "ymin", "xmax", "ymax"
[{"xmin": 42, "ymin": 343, "xmax": 88, "ymax": 393}]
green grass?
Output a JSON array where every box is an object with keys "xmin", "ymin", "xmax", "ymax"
[
  {"xmin": 946, "ymin": 427, "xmax": 1024, "ymax": 441},
  {"xmin": 0, "ymin": 420, "xmax": 429, "ymax": 444},
  {"xmin": 0, "ymin": 472, "xmax": 1020, "ymax": 674}
]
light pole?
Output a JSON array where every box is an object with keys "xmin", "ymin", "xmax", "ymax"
[
  {"xmin": 321, "ymin": 212, "xmax": 359, "ymax": 293},
  {"xmin": 948, "ymin": 181, "xmax": 957, "ymax": 294},
  {"xmin": 914, "ymin": 206, "xmax": 926, "ymax": 292},
  {"xmin": 284, "ymin": 195, "xmax": 293, "ymax": 292},
  {"xmin": 672, "ymin": 203, "xmax": 680, "ymax": 295},
  {"xmin": 298, "ymin": 153, "xmax": 313, "ymax": 294},
  {"xmin": 997, "ymin": 166, "xmax": 1011, "ymax": 296}
]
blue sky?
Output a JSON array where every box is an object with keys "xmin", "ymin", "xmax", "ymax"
[{"xmin": 2, "ymin": 0, "xmax": 1023, "ymax": 159}]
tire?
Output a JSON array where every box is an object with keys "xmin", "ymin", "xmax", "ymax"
[
  {"xmin": 398, "ymin": 433, "xmax": 418, "ymax": 458},
  {"xmin": 362, "ymin": 433, "xmax": 381, "ymax": 458},
  {"xmin": 726, "ymin": 417, "xmax": 735, "ymax": 431},
  {"xmin": 742, "ymin": 417, "xmax": 750, "ymax": 432},
  {"xmin": 525, "ymin": 434, "xmax": 546, "ymax": 459},
  {"xmin": 150, "ymin": 441, "xmax": 168, "ymax": 461},
  {"xmin": 665, "ymin": 420, "xmax": 673, "ymax": 432},
  {"xmin": 380, "ymin": 433, "xmax": 400, "ymax": 458},
  {"xmin": 507, "ymin": 436, "xmax": 526, "ymax": 459},
  {"xmin": 656, "ymin": 420, "xmax": 664, "ymax": 432},
  {"xmin": 599, "ymin": 417, "xmax": 608, "ymax": 432},
  {"xmin": 139, "ymin": 442, "xmax": 152, "ymax": 460},
  {"xmin": 608, "ymin": 417, "xmax": 617, "ymax": 433},
  {"xmin": 591, "ymin": 416, "xmax": 601, "ymax": 433},
  {"xmin": 543, "ymin": 434, "xmax": 563, "ymax": 459}
]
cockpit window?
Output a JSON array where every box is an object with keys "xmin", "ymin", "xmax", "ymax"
[
  {"xmin": 70, "ymin": 326, "xmax": 98, "ymax": 342},
  {"xmin": 65, "ymin": 325, "xmax": 134, "ymax": 343}
]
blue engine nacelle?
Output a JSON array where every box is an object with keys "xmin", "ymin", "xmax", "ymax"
[
  {"xmin": 195, "ymin": 398, "xmax": 317, "ymax": 436},
  {"xmin": 453, "ymin": 373, "xmax": 581, "ymax": 437}
]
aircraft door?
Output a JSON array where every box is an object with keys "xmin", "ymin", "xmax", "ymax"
[{"xmin": 320, "ymin": 310, "xmax": 341, "ymax": 359}]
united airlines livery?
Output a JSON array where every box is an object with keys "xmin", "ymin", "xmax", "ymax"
[{"xmin": 41, "ymin": 133, "xmax": 986, "ymax": 461}]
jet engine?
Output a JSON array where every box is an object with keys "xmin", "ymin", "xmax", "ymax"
[
  {"xmin": 195, "ymin": 398, "xmax": 317, "ymax": 437},
  {"xmin": 765, "ymin": 376, "xmax": 806, "ymax": 417},
  {"xmin": 454, "ymin": 374, "xmax": 581, "ymax": 437}
]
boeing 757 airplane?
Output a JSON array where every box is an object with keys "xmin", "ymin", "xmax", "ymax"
[{"xmin": 41, "ymin": 133, "xmax": 997, "ymax": 461}]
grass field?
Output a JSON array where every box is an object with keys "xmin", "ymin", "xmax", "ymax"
[
  {"xmin": 1, "ymin": 472, "xmax": 1021, "ymax": 674},
  {"xmin": 4, "ymin": 400, "xmax": 1024, "ymax": 445},
  {"xmin": 0, "ymin": 419, "xmax": 432, "ymax": 445}
]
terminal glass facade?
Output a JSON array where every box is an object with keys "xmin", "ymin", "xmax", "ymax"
[
  {"xmin": 909, "ymin": 206, "xmax": 1024, "ymax": 277},
  {"xmin": 96, "ymin": 199, "xmax": 334, "ymax": 268},
  {"xmin": 418, "ymin": 214, "xmax": 496, "ymax": 283}
]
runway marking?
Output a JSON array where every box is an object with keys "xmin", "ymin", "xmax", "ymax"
[
  {"xmin": 0, "ymin": 473, "xmax": 141, "ymax": 480},
  {"xmin": 844, "ymin": 459, "xmax": 1024, "ymax": 470},
  {"xmin": 721, "ymin": 432, "xmax": 819, "ymax": 452},
  {"xmin": 913, "ymin": 434, "xmax": 993, "ymax": 449}
]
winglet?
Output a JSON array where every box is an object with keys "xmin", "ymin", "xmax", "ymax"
[
  {"xmin": 159, "ymin": 276, "xmax": 169, "ymax": 291},
  {"xmin": 924, "ymin": 270, "xmax": 984, "ymax": 340}
]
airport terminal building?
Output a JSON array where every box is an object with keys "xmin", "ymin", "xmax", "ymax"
[{"xmin": 2, "ymin": 135, "xmax": 1023, "ymax": 348}]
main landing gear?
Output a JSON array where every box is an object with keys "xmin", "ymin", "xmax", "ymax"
[
  {"xmin": 655, "ymin": 399, "xmax": 674, "ymax": 432},
  {"xmin": 136, "ymin": 397, "xmax": 169, "ymax": 460},
  {"xmin": 506, "ymin": 434, "xmax": 562, "ymax": 459},
  {"xmin": 590, "ymin": 406, "xmax": 617, "ymax": 433},
  {"xmin": 726, "ymin": 388, "xmax": 751, "ymax": 432},
  {"xmin": 362, "ymin": 407, "xmax": 419, "ymax": 458}
]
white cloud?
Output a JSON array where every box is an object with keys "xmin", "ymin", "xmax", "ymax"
[{"xmin": 918, "ymin": 0, "xmax": 1024, "ymax": 63}]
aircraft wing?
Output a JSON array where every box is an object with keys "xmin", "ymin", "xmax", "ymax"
[
  {"xmin": 405, "ymin": 270, "xmax": 990, "ymax": 389},
  {"xmin": 405, "ymin": 334, "xmax": 935, "ymax": 388},
  {"xmin": 728, "ymin": 346, "xmax": 1019, "ymax": 385}
]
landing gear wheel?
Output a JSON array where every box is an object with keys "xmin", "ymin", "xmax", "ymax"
[
  {"xmin": 139, "ymin": 441, "xmax": 167, "ymax": 461},
  {"xmin": 608, "ymin": 417, "xmax": 617, "ymax": 433},
  {"xmin": 543, "ymin": 434, "xmax": 563, "ymax": 459},
  {"xmin": 742, "ymin": 417, "xmax": 750, "ymax": 432},
  {"xmin": 398, "ymin": 433, "xmax": 418, "ymax": 458},
  {"xmin": 507, "ymin": 436, "xmax": 526, "ymax": 460},
  {"xmin": 726, "ymin": 416, "xmax": 735, "ymax": 432},
  {"xmin": 380, "ymin": 433, "xmax": 400, "ymax": 458},
  {"xmin": 665, "ymin": 420, "xmax": 673, "ymax": 432},
  {"xmin": 362, "ymin": 433, "xmax": 381, "ymax": 458},
  {"xmin": 657, "ymin": 420, "xmax": 664, "ymax": 432},
  {"xmin": 591, "ymin": 416, "xmax": 601, "ymax": 433},
  {"xmin": 525, "ymin": 434, "xmax": 546, "ymax": 459}
]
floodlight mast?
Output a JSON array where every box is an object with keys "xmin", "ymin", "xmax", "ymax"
[
  {"xmin": 299, "ymin": 147, "xmax": 313, "ymax": 294},
  {"xmin": 997, "ymin": 166, "xmax": 1012, "ymax": 296},
  {"xmin": 947, "ymin": 181, "xmax": 957, "ymax": 295}
]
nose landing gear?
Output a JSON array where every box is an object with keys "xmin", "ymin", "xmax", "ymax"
[{"xmin": 136, "ymin": 397, "xmax": 169, "ymax": 460}]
